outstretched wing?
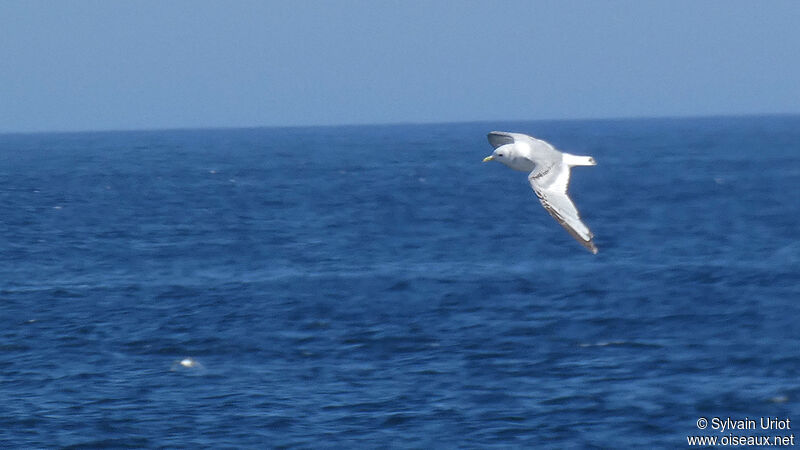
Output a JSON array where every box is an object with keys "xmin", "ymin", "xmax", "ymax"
[
  {"xmin": 528, "ymin": 163, "xmax": 598, "ymax": 254},
  {"xmin": 487, "ymin": 131, "xmax": 516, "ymax": 149}
]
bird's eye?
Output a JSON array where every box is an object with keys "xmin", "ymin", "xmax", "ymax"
[{"xmin": 497, "ymin": 153, "xmax": 503, "ymax": 157}]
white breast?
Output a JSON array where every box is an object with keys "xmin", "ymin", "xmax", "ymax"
[{"xmin": 499, "ymin": 143, "xmax": 536, "ymax": 172}]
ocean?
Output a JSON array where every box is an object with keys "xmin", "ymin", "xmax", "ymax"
[{"xmin": 1, "ymin": 116, "xmax": 798, "ymax": 448}]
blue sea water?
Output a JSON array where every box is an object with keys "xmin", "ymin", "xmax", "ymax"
[{"xmin": 0, "ymin": 116, "xmax": 798, "ymax": 448}]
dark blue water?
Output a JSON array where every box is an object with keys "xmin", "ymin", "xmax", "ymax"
[{"xmin": 1, "ymin": 116, "xmax": 798, "ymax": 448}]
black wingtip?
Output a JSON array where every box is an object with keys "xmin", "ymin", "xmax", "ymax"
[{"xmin": 582, "ymin": 239, "xmax": 599, "ymax": 255}]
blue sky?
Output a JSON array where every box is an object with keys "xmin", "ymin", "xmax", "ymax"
[{"xmin": 1, "ymin": 0, "xmax": 798, "ymax": 132}]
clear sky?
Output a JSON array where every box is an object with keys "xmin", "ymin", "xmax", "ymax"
[{"xmin": 1, "ymin": 0, "xmax": 798, "ymax": 133}]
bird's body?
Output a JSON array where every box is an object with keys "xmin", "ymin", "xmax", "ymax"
[{"xmin": 483, "ymin": 131, "xmax": 598, "ymax": 254}]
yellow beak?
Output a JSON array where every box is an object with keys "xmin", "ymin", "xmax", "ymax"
[{"xmin": 482, "ymin": 155, "xmax": 494, "ymax": 162}]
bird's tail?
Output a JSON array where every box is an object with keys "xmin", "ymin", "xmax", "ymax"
[{"xmin": 563, "ymin": 153, "xmax": 597, "ymax": 167}]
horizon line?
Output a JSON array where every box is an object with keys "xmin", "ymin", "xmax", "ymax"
[{"xmin": 1, "ymin": 111, "xmax": 798, "ymax": 137}]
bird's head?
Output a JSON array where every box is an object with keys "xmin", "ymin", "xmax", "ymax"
[{"xmin": 482, "ymin": 143, "xmax": 514, "ymax": 163}]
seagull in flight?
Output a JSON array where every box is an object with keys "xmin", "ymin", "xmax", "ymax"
[{"xmin": 483, "ymin": 131, "xmax": 599, "ymax": 254}]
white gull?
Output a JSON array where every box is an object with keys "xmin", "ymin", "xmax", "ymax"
[{"xmin": 483, "ymin": 131, "xmax": 598, "ymax": 254}]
